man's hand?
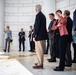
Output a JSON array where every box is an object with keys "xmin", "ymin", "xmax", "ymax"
[
  {"xmin": 33, "ymin": 38, "xmax": 36, "ymax": 42},
  {"xmin": 57, "ymin": 24, "xmax": 61, "ymax": 27}
]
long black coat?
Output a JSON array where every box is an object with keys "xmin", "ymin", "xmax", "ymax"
[{"xmin": 34, "ymin": 11, "xmax": 48, "ymax": 41}]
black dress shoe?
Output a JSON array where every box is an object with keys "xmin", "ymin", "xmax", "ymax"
[
  {"xmin": 23, "ymin": 50, "xmax": 25, "ymax": 52},
  {"xmin": 19, "ymin": 50, "xmax": 21, "ymax": 52},
  {"xmin": 44, "ymin": 52, "xmax": 48, "ymax": 54},
  {"xmin": 48, "ymin": 59, "xmax": 56, "ymax": 62},
  {"xmin": 47, "ymin": 58, "xmax": 54, "ymax": 61},
  {"xmin": 47, "ymin": 58, "xmax": 51, "ymax": 61},
  {"xmin": 65, "ymin": 64, "xmax": 72, "ymax": 67},
  {"xmin": 56, "ymin": 66, "xmax": 65, "ymax": 69},
  {"xmin": 8, "ymin": 50, "xmax": 10, "ymax": 52},
  {"xmin": 72, "ymin": 60, "xmax": 76, "ymax": 63},
  {"xmin": 3, "ymin": 49, "xmax": 6, "ymax": 52},
  {"xmin": 29, "ymin": 50, "xmax": 35, "ymax": 52},
  {"xmin": 54, "ymin": 67, "xmax": 64, "ymax": 71},
  {"xmin": 56, "ymin": 66, "xmax": 60, "ymax": 68}
]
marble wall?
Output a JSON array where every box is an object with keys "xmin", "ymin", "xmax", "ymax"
[{"xmin": 0, "ymin": 0, "xmax": 4, "ymax": 49}]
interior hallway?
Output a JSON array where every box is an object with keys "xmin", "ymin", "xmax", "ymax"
[{"xmin": 0, "ymin": 51, "xmax": 76, "ymax": 75}]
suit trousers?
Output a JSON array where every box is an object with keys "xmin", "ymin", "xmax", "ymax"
[
  {"xmin": 5, "ymin": 37, "xmax": 10, "ymax": 51},
  {"xmin": 65, "ymin": 42, "xmax": 72, "ymax": 65},
  {"xmin": 48, "ymin": 33, "xmax": 56, "ymax": 60},
  {"xmin": 19, "ymin": 40, "xmax": 25, "ymax": 51},
  {"xmin": 35, "ymin": 40, "xmax": 45, "ymax": 65},
  {"xmin": 50, "ymin": 38, "xmax": 56, "ymax": 60},
  {"xmin": 48, "ymin": 33, "xmax": 51, "ymax": 51},
  {"xmin": 30, "ymin": 41, "xmax": 35, "ymax": 51}
]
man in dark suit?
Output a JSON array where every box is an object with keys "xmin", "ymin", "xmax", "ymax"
[
  {"xmin": 64, "ymin": 10, "xmax": 73, "ymax": 67},
  {"xmin": 47, "ymin": 13, "xmax": 56, "ymax": 62},
  {"xmin": 18, "ymin": 28, "xmax": 25, "ymax": 52},
  {"xmin": 33, "ymin": 4, "xmax": 48, "ymax": 69}
]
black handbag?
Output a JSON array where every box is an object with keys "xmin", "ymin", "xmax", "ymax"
[{"xmin": 10, "ymin": 39, "xmax": 13, "ymax": 42}]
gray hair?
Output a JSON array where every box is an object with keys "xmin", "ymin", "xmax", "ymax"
[{"xmin": 35, "ymin": 4, "xmax": 42, "ymax": 12}]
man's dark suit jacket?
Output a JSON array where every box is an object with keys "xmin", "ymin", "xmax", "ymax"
[
  {"xmin": 66, "ymin": 17, "xmax": 73, "ymax": 42},
  {"xmin": 18, "ymin": 31, "xmax": 25, "ymax": 41},
  {"xmin": 48, "ymin": 19, "xmax": 56, "ymax": 33},
  {"xmin": 34, "ymin": 11, "xmax": 48, "ymax": 41}
]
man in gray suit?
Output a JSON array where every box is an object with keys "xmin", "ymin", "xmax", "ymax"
[
  {"xmin": 47, "ymin": 13, "xmax": 56, "ymax": 62},
  {"xmin": 3, "ymin": 26, "xmax": 12, "ymax": 52}
]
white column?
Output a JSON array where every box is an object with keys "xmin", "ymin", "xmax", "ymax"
[
  {"xmin": 43, "ymin": 0, "xmax": 55, "ymax": 28},
  {"xmin": 0, "ymin": 0, "xmax": 4, "ymax": 49}
]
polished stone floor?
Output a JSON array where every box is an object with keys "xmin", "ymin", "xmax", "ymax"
[{"xmin": 0, "ymin": 51, "xmax": 76, "ymax": 75}]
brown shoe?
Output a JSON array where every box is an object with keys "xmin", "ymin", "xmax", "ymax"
[
  {"xmin": 33, "ymin": 65, "xmax": 43, "ymax": 69},
  {"xmin": 34, "ymin": 63, "xmax": 38, "ymax": 65}
]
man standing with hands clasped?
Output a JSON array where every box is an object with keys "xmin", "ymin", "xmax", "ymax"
[
  {"xmin": 33, "ymin": 4, "xmax": 48, "ymax": 69},
  {"xmin": 18, "ymin": 28, "xmax": 25, "ymax": 52}
]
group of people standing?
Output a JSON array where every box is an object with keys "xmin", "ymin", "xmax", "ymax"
[
  {"xmin": 3, "ymin": 25, "xmax": 35, "ymax": 52},
  {"xmin": 32, "ymin": 4, "xmax": 76, "ymax": 71},
  {"xmin": 3, "ymin": 4, "xmax": 76, "ymax": 72},
  {"xmin": 3, "ymin": 27, "xmax": 26, "ymax": 52}
]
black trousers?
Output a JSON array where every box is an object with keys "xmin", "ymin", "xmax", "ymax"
[
  {"xmin": 65, "ymin": 42, "xmax": 72, "ymax": 65},
  {"xmin": 19, "ymin": 41, "xmax": 25, "ymax": 51},
  {"xmin": 54, "ymin": 34, "xmax": 60, "ymax": 58},
  {"xmin": 73, "ymin": 43, "xmax": 76, "ymax": 60},
  {"xmin": 30, "ymin": 41, "xmax": 35, "ymax": 51},
  {"xmin": 59, "ymin": 35, "xmax": 67, "ymax": 69}
]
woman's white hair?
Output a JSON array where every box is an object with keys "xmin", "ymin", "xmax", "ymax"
[{"xmin": 35, "ymin": 4, "xmax": 42, "ymax": 12}]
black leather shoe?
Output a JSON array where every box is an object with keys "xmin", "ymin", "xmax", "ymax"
[
  {"xmin": 19, "ymin": 50, "xmax": 21, "ymax": 52},
  {"xmin": 72, "ymin": 60, "xmax": 76, "ymax": 63},
  {"xmin": 48, "ymin": 59, "xmax": 56, "ymax": 62},
  {"xmin": 23, "ymin": 50, "xmax": 25, "ymax": 52},
  {"xmin": 54, "ymin": 67, "xmax": 64, "ymax": 71},
  {"xmin": 56, "ymin": 66, "xmax": 60, "ymax": 68},
  {"xmin": 44, "ymin": 52, "xmax": 48, "ymax": 54},
  {"xmin": 65, "ymin": 64, "xmax": 72, "ymax": 67},
  {"xmin": 47, "ymin": 58, "xmax": 51, "ymax": 61},
  {"xmin": 29, "ymin": 50, "xmax": 35, "ymax": 52},
  {"xmin": 3, "ymin": 49, "xmax": 6, "ymax": 52},
  {"xmin": 47, "ymin": 58, "xmax": 54, "ymax": 61},
  {"xmin": 8, "ymin": 50, "xmax": 10, "ymax": 52},
  {"xmin": 56, "ymin": 66, "xmax": 65, "ymax": 69}
]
